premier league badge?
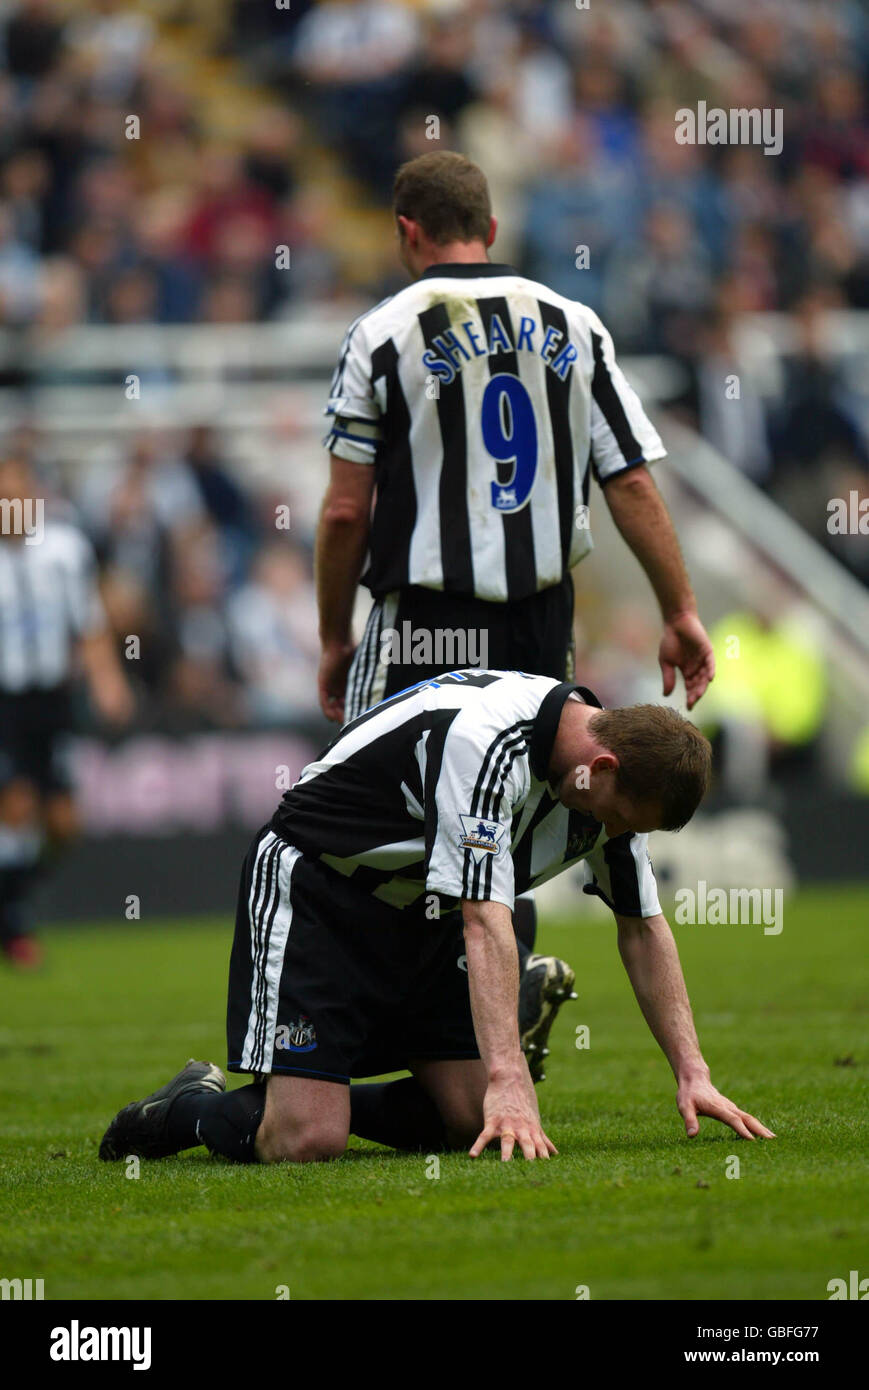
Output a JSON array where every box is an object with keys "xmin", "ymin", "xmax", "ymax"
[{"xmin": 459, "ymin": 816, "xmax": 505, "ymax": 864}]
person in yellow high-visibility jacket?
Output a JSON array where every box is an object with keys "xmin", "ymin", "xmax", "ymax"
[{"xmin": 696, "ymin": 610, "xmax": 827, "ymax": 799}]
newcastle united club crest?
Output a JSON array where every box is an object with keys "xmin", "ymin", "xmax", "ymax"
[{"xmin": 275, "ymin": 1017, "xmax": 318, "ymax": 1053}]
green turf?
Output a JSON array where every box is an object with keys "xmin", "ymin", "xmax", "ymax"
[{"xmin": 0, "ymin": 887, "xmax": 866, "ymax": 1300}]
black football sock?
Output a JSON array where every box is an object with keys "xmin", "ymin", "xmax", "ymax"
[
  {"xmin": 513, "ymin": 895, "xmax": 537, "ymax": 953},
  {"xmin": 349, "ymin": 1077, "xmax": 449, "ymax": 1152},
  {"xmin": 0, "ymin": 870, "xmax": 36, "ymax": 942},
  {"xmin": 168, "ymin": 1082, "xmax": 266, "ymax": 1163},
  {"xmin": 0, "ymin": 835, "xmax": 42, "ymax": 942}
]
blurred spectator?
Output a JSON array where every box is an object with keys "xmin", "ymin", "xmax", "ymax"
[
  {"xmin": 0, "ymin": 199, "xmax": 39, "ymax": 322},
  {"xmin": 243, "ymin": 107, "xmax": 299, "ymax": 204},
  {"xmin": 698, "ymin": 603, "xmax": 829, "ymax": 803},
  {"xmin": 291, "ymin": 0, "xmax": 417, "ymax": 90},
  {"xmin": 767, "ymin": 291, "xmax": 869, "ymax": 567},
  {"xmin": 458, "ymin": 73, "xmax": 537, "ymax": 267},
  {"xmin": 227, "ymin": 541, "xmax": 320, "ymax": 723},
  {"xmin": 395, "ymin": 11, "xmax": 478, "ymax": 137},
  {"xmin": 183, "ymin": 145, "xmax": 278, "ymax": 270},
  {"xmin": 1, "ymin": 145, "xmax": 50, "ymax": 251},
  {"xmin": 272, "ymin": 188, "xmax": 341, "ymax": 307},
  {"xmin": 133, "ymin": 192, "xmax": 203, "ymax": 323},
  {"xmin": 522, "ymin": 117, "xmax": 640, "ymax": 306},
  {"xmin": 79, "ymin": 432, "xmax": 203, "ymax": 599},
  {"xmin": 291, "ymin": 0, "xmax": 418, "ymax": 197},
  {"xmin": 2, "ymin": 0, "xmax": 66, "ymax": 82},
  {"xmin": 171, "ymin": 519, "xmax": 229, "ymax": 665},
  {"xmin": 66, "ymin": 0, "xmax": 154, "ymax": 103},
  {"xmin": 0, "ymin": 0, "xmax": 864, "ymax": 337},
  {"xmin": 679, "ymin": 305, "xmax": 773, "ymax": 485},
  {"xmin": 604, "ymin": 202, "xmax": 714, "ymax": 352},
  {"xmin": 230, "ymin": 0, "xmax": 315, "ymax": 66},
  {"xmin": 100, "ymin": 563, "xmax": 171, "ymax": 709},
  {"xmin": 185, "ymin": 425, "xmax": 257, "ymax": 586}
]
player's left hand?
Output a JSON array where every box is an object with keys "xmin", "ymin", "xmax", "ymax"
[
  {"xmin": 659, "ymin": 610, "xmax": 715, "ymax": 710},
  {"xmin": 677, "ymin": 1077, "xmax": 776, "ymax": 1140}
]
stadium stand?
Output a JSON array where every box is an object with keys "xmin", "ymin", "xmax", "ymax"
[{"xmin": 0, "ymin": 0, "xmax": 867, "ymax": 788}]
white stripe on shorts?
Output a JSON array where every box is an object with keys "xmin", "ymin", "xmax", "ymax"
[
  {"xmin": 241, "ymin": 834, "xmax": 302, "ymax": 1073},
  {"xmin": 344, "ymin": 592, "xmax": 397, "ymax": 722}
]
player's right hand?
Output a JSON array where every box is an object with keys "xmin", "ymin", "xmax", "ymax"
[
  {"xmin": 318, "ymin": 641, "xmax": 356, "ymax": 722},
  {"xmin": 470, "ymin": 1066, "xmax": 558, "ymax": 1161},
  {"xmin": 94, "ymin": 672, "xmax": 136, "ymax": 727},
  {"xmin": 659, "ymin": 610, "xmax": 715, "ymax": 710}
]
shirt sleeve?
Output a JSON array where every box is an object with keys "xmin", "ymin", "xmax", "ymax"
[
  {"xmin": 323, "ymin": 316, "xmax": 384, "ymax": 464},
  {"xmin": 423, "ymin": 716, "xmax": 530, "ymax": 910},
  {"xmin": 586, "ymin": 310, "xmax": 666, "ymax": 484},
  {"xmin": 67, "ymin": 530, "xmax": 107, "ymax": 636},
  {"xmin": 580, "ymin": 830, "xmax": 661, "ymax": 918}
]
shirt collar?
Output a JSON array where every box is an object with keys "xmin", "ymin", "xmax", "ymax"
[
  {"xmin": 418, "ymin": 262, "xmax": 517, "ymax": 279},
  {"xmin": 529, "ymin": 682, "xmax": 603, "ymax": 782}
]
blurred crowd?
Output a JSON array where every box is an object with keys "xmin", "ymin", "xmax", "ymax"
[
  {"xmin": 18, "ymin": 421, "xmax": 323, "ymax": 731},
  {"xmin": 0, "ymin": 0, "xmax": 339, "ymax": 332},
  {"xmin": 2, "ymin": 2, "xmax": 867, "ymax": 315},
  {"xmin": 271, "ymin": 0, "xmax": 869, "ymax": 579},
  {"xmin": 1, "ymin": 0, "xmax": 867, "ymax": 738}
]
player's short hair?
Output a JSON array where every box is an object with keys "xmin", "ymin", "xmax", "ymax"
[
  {"xmin": 393, "ymin": 152, "xmax": 491, "ymax": 246},
  {"xmin": 589, "ymin": 705, "xmax": 712, "ymax": 831}
]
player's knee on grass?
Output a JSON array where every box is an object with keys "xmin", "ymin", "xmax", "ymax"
[
  {"xmin": 255, "ymin": 1116, "xmax": 347, "ymax": 1164},
  {"xmin": 256, "ymin": 1074, "xmax": 350, "ymax": 1162}
]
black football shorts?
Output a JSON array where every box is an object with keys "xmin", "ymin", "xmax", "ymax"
[
  {"xmin": 0, "ymin": 685, "xmax": 75, "ymax": 793},
  {"xmin": 226, "ymin": 826, "xmax": 480, "ymax": 1083},
  {"xmin": 344, "ymin": 574, "xmax": 575, "ymax": 722}
]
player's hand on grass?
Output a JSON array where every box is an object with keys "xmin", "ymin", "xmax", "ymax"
[
  {"xmin": 677, "ymin": 1077, "xmax": 776, "ymax": 1140},
  {"xmin": 659, "ymin": 611, "xmax": 715, "ymax": 710},
  {"xmin": 318, "ymin": 640, "xmax": 356, "ymax": 722},
  {"xmin": 470, "ymin": 1064, "xmax": 558, "ymax": 1161}
]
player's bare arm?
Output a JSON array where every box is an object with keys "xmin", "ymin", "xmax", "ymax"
[
  {"xmin": 462, "ymin": 897, "xmax": 557, "ymax": 1162},
  {"xmin": 78, "ymin": 628, "xmax": 135, "ymax": 726},
  {"xmin": 602, "ymin": 466, "xmax": 715, "ymax": 710},
  {"xmin": 315, "ymin": 453, "xmax": 376, "ymax": 721},
  {"xmin": 615, "ymin": 911, "xmax": 775, "ymax": 1141}
]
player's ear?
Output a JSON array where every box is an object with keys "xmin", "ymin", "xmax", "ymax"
[
  {"xmin": 486, "ymin": 216, "xmax": 497, "ymax": 249},
  {"xmin": 396, "ymin": 214, "xmax": 416, "ymax": 246},
  {"xmin": 589, "ymin": 751, "xmax": 618, "ymax": 776}
]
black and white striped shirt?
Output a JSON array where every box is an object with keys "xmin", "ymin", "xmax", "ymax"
[
  {"xmin": 0, "ymin": 522, "xmax": 106, "ymax": 691},
  {"xmin": 324, "ymin": 264, "xmax": 665, "ymax": 603},
  {"xmin": 271, "ymin": 669, "xmax": 660, "ymax": 918}
]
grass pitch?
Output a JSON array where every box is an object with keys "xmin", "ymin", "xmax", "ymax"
[{"xmin": 0, "ymin": 886, "xmax": 866, "ymax": 1301}]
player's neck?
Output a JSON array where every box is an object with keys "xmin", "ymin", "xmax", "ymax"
[
  {"xmin": 418, "ymin": 242, "xmax": 490, "ymax": 272},
  {"xmin": 547, "ymin": 701, "xmax": 599, "ymax": 792}
]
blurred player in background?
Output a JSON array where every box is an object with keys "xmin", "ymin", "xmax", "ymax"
[
  {"xmin": 315, "ymin": 152, "xmax": 715, "ymax": 1091},
  {"xmin": 0, "ymin": 455, "xmax": 133, "ymax": 968}
]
